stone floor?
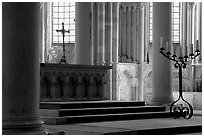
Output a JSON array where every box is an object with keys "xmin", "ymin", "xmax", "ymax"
[{"xmin": 43, "ymin": 110, "xmax": 202, "ymax": 135}]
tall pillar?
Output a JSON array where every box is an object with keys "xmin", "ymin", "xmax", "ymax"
[
  {"xmin": 132, "ymin": 5, "xmax": 137, "ymax": 62},
  {"xmin": 75, "ymin": 2, "xmax": 92, "ymax": 65},
  {"xmin": 2, "ymin": 3, "xmax": 44, "ymax": 134},
  {"xmin": 97, "ymin": 2, "xmax": 105, "ymax": 65},
  {"xmin": 105, "ymin": 2, "xmax": 113, "ymax": 65},
  {"xmin": 92, "ymin": 3, "xmax": 98, "ymax": 65},
  {"xmin": 126, "ymin": 6, "xmax": 131, "ymax": 59},
  {"xmin": 112, "ymin": 2, "xmax": 120, "ymax": 100},
  {"xmin": 198, "ymin": 2, "xmax": 202, "ymax": 62},
  {"xmin": 118, "ymin": 6, "xmax": 122, "ymax": 60},
  {"xmin": 121, "ymin": 6, "xmax": 126, "ymax": 57},
  {"xmin": 151, "ymin": 2, "xmax": 174, "ymax": 105}
]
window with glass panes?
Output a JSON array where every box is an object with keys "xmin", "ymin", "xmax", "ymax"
[
  {"xmin": 52, "ymin": 2, "xmax": 75, "ymax": 44},
  {"xmin": 149, "ymin": 2, "xmax": 181, "ymax": 43}
]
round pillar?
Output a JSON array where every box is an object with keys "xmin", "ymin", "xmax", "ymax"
[
  {"xmin": 75, "ymin": 2, "xmax": 92, "ymax": 65},
  {"xmin": 2, "ymin": 3, "xmax": 44, "ymax": 134},
  {"xmin": 151, "ymin": 2, "xmax": 174, "ymax": 105}
]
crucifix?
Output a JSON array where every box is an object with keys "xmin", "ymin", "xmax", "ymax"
[{"xmin": 56, "ymin": 22, "xmax": 70, "ymax": 64}]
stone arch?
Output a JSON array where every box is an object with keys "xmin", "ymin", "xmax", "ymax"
[
  {"xmin": 68, "ymin": 72, "xmax": 78, "ymax": 98},
  {"xmin": 55, "ymin": 72, "xmax": 66, "ymax": 99},
  {"xmin": 120, "ymin": 69, "xmax": 134, "ymax": 101},
  {"xmin": 81, "ymin": 73, "xmax": 90, "ymax": 98},
  {"xmin": 94, "ymin": 73, "xmax": 103, "ymax": 98},
  {"xmin": 41, "ymin": 72, "xmax": 51, "ymax": 100}
]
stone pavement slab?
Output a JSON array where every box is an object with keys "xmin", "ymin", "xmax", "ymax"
[{"xmin": 44, "ymin": 116, "xmax": 202, "ymax": 135}]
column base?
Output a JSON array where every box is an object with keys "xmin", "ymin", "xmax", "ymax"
[
  {"xmin": 149, "ymin": 97, "xmax": 174, "ymax": 106},
  {"xmin": 2, "ymin": 116, "xmax": 44, "ymax": 135}
]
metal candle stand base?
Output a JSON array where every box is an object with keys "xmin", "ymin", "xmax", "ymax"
[{"xmin": 159, "ymin": 47, "xmax": 200, "ymax": 119}]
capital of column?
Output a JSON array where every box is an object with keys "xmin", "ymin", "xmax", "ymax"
[
  {"xmin": 132, "ymin": 5, "xmax": 137, "ymax": 10},
  {"xmin": 126, "ymin": 6, "xmax": 132, "ymax": 11},
  {"xmin": 188, "ymin": 2, "xmax": 195, "ymax": 8},
  {"xmin": 121, "ymin": 5, "xmax": 126, "ymax": 12}
]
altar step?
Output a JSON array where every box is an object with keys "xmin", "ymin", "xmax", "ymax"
[{"xmin": 40, "ymin": 101, "xmax": 171, "ymax": 125}]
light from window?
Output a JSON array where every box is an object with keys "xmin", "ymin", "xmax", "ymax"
[
  {"xmin": 149, "ymin": 2, "xmax": 181, "ymax": 43},
  {"xmin": 52, "ymin": 2, "xmax": 75, "ymax": 44}
]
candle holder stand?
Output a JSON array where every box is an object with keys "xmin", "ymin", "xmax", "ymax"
[{"xmin": 159, "ymin": 46, "xmax": 200, "ymax": 119}]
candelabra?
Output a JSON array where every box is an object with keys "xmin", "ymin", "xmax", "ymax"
[{"xmin": 159, "ymin": 37, "xmax": 200, "ymax": 119}]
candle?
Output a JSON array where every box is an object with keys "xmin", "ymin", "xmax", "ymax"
[
  {"xmin": 160, "ymin": 37, "xmax": 164, "ymax": 49},
  {"xmin": 166, "ymin": 41, "xmax": 170, "ymax": 53},
  {"xmin": 196, "ymin": 40, "xmax": 199, "ymax": 51}
]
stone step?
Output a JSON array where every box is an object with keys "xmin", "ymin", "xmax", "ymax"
[
  {"xmin": 105, "ymin": 125, "xmax": 202, "ymax": 135},
  {"xmin": 40, "ymin": 101, "xmax": 145, "ymax": 109},
  {"xmin": 41, "ymin": 111, "xmax": 171, "ymax": 125},
  {"xmin": 40, "ymin": 106, "xmax": 166, "ymax": 117}
]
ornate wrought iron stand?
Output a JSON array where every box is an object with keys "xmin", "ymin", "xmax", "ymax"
[{"xmin": 159, "ymin": 43, "xmax": 200, "ymax": 119}]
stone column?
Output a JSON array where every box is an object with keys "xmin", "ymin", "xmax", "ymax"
[
  {"xmin": 92, "ymin": 3, "xmax": 98, "ymax": 65},
  {"xmin": 151, "ymin": 2, "xmax": 174, "ymax": 105},
  {"xmin": 2, "ymin": 3, "xmax": 44, "ymax": 134},
  {"xmin": 126, "ymin": 6, "xmax": 131, "ymax": 59},
  {"xmin": 118, "ymin": 6, "xmax": 122, "ymax": 60},
  {"xmin": 198, "ymin": 2, "xmax": 202, "ymax": 62},
  {"xmin": 112, "ymin": 2, "xmax": 120, "ymax": 100},
  {"xmin": 75, "ymin": 2, "xmax": 92, "ymax": 65},
  {"xmin": 132, "ymin": 5, "xmax": 137, "ymax": 62},
  {"xmin": 181, "ymin": 3, "xmax": 187, "ymax": 53},
  {"xmin": 122, "ymin": 6, "xmax": 127, "ymax": 57},
  {"xmin": 132, "ymin": 6, "xmax": 138, "ymax": 62},
  {"xmin": 105, "ymin": 2, "xmax": 113, "ymax": 65},
  {"xmin": 97, "ymin": 2, "xmax": 105, "ymax": 65},
  {"xmin": 187, "ymin": 3, "xmax": 195, "ymax": 92},
  {"xmin": 136, "ymin": 6, "xmax": 140, "ymax": 62}
]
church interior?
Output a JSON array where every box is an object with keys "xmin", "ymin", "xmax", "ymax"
[{"xmin": 2, "ymin": 2, "xmax": 202, "ymax": 135}]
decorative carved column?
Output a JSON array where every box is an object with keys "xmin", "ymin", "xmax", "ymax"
[
  {"xmin": 92, "ymin": 3, "xmax": 98, "ymax": 65},
  {"xmin": 126, "ymin": 6, "xmax": 132, "ymax": 60},
  {"xmin": 97, "ymin": 2, "xmax": 106, "ymax": 65},
  {"xmin": 132, "ymin": 5, "xmax": 137, "ymax": 62},
  {"xmin": 112, "ymin": 2, "xmax": 120, "ymax": 100},
  {"xmin": 136, "ymin": 5, "xmax": 142, "ymax": 63},
  {"xmin": 187, "ymin": 3, "xmax": 195, "ymax": 93},
  {"xmin": 118, "ymin": 5, "xmax": 122, "ymax": 60},
  {"xmin": 198, "ymin": 2, "xmax": 202, "ymax": 62},
  {"xmin": 138, "ymin": 4, "xmax": 145, "ymax": 101},
  {"xmin": 2, "ymin": 2, "xmax": 44, "ymax": 134},
  {"xmin": 121, "ymin": 6, "xmax": 127, "ymax": 58},
  {"xmin": 105, "ymin": 2, "xmax": 113, "ymax": 65}
]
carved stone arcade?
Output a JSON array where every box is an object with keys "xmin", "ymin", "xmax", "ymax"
[{"xmin": 40, "ymin": 63, "xmax": 112, "ymax": 101}]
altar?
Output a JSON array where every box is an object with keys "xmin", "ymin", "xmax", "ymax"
[{"xmin": 40, "ymin": 63, "xmax": 112, "ymax": 101}]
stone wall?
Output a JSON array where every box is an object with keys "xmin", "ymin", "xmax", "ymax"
[{"xmin": 114, "ymin": 63, "xmax": 141, "ymax": 101}]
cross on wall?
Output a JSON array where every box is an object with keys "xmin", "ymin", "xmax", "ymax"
[{"xmin": 56, "ymin": 23, "xmax": 70, "ymax": 64}]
